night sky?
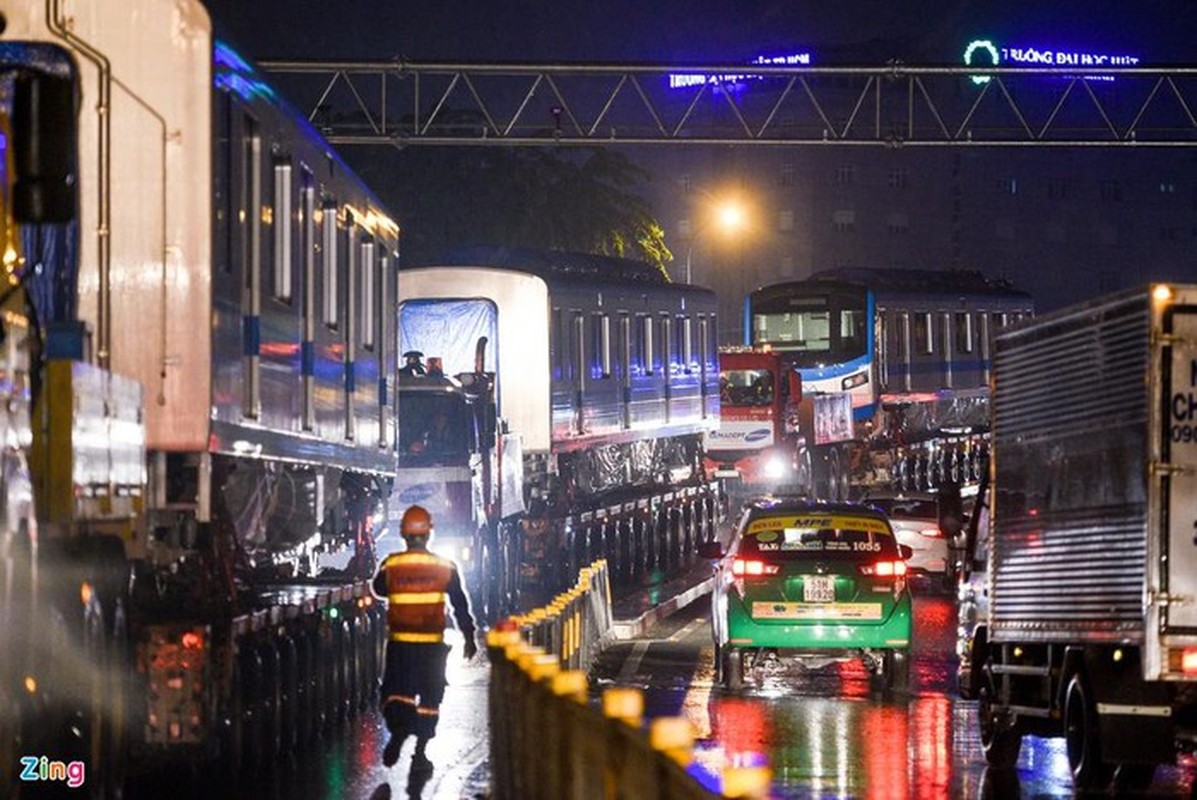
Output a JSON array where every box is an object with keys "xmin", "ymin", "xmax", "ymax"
[{"xmin": 202, "ymin": 1, "xmax": 1197, "ymax": 67}]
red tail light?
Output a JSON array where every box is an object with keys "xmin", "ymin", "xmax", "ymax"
[
  {"xmin": 732, "ymin": 559, "xmax": 779, "ymax": 576},
  {"xmin": 917, "ymin": 527, "xmax": 943, "ymax": 538},
  {"xmin": 858, "ymin": 560, "xmax": 908, "ymax": 577}
]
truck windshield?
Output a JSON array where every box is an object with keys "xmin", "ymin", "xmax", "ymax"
[
  {"xmin": 752, "ymin": 294, "xmax": 867, "ymax": 368},
  {"xmin": 719, "ymin": 368, "xmax": 775, "ymax": 407},
  {"xmin": 399, "ymin": 393, "xmax": 471, "ymax": 462}
]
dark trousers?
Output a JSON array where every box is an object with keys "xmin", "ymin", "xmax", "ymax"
[{"xmin": 380, "ymin": 640, "xmax": 451, "ymax": 741}]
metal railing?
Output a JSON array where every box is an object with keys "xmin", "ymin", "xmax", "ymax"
[{"xmin": 486, "ymin": 559, "xmax": 771, "ymax": 799}]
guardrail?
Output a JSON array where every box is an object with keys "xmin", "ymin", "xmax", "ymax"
[{"xmin": 487, "ymin": 559, "xmax": 771, "ymax": 799}]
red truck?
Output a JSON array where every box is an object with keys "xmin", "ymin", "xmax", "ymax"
[{"xmin": 705, "ymin": 348, "xmax": 855, "ymax": 503}]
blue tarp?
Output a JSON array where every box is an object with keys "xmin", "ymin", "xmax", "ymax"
[{"xmin": 398, "ymin": 298, "xmax": 498, "ymax": 379}]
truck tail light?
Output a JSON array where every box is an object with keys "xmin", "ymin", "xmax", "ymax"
[
  {"xmin": 858, "ymin": 560, "xmax": 907, "ymax": 577},
  {"xmin": 732, "ymin": 559, "xmax": 779, "ymax": 576},
  {"xmin": 1179, "ymin": 648, "xmax": 1197, "ymax": 675}
]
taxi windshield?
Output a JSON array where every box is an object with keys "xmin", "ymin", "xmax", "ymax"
[{"xmin": 738, "ymin": 514, "xmax": 898, "ymax": 561}]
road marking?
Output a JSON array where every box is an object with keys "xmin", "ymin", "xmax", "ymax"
[
  {"xmin": 618, "ymin": 640, "xmax": 650, "ymax": 682},
  {"xmin": 668, "ymin": 616, "xmax": 706, "ymax": 642}
]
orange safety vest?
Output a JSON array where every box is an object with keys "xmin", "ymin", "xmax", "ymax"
[{"xmin": 383, "ymin": 550, "xmax": 456, "ymax": 643}]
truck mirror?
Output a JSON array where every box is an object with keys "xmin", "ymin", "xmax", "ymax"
[
  {"xmin": 696, "ymin": 540, "xmax": 725, "ymax": 560},
  {"xmin": 899, "ymin": 544, "xmax": 914, "ymax": 560}
]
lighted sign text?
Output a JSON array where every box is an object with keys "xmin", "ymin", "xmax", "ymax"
[
  {"xmin": 963, "ymin": 38, "xmax": 1140, "ymax": 84},
  {"xmin": 668, "ymin": 52, "xmax": 814, "ymax": 90}
]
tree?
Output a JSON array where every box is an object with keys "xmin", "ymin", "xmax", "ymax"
[{"xmin": 357, "ymin": 145, "xmax": 674, "ymax": 278}]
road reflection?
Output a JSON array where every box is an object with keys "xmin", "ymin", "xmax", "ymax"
[{"xmin": 691, "ymin": 594, "xmax": 1195, "ymax": 799}]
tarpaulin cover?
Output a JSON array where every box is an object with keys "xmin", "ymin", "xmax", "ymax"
[
  {"xmin": 563, "ymin": 437, "xmax": 695, "ymax": 500},
  {"xmin": 399, "ymin": 298, "xmax": 498, "ymax": 379}
]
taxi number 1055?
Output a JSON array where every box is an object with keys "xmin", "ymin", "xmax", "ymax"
[{"xmin": 853, "ymin": 541, "xmax": 882, "ymax": 552}]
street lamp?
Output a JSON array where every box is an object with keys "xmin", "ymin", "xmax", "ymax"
[{"xmin": 682, "ymin": 197, "xmax": 748, "ymax": 285}]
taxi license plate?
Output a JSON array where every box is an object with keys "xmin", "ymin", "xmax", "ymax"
[{"xmin": 804, "ymin": 576, "xmax": 835, "ymax": 603}]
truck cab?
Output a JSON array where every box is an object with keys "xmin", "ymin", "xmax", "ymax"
[{"xmin": 704, "ymin": 349, "xmax": 809, "ymax": 499}]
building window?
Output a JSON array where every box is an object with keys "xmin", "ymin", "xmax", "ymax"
[
  {"xmin": 888, "ymin": 168, "xmax": 908, "ymax": 189},
  {"xmin": 998, "ymin": 177, "xmax": 1018, "ymax": 195},
  {"xmin": 778, "ymin": 209, "xmax": 794, "ymax": 232},
  {"xmin": 886, "ymin": 212, "xmax": 909, "ymax": 235},
  {"xmin": 680, "ymin": 174, "xmax": 692, "ymax": 194},
  {"xmin": 1160, "ymin": 181, "xmax": 1176, "ymax": 194},
  {"xmin": 835, "ymin": 165, "xmax": 855, "ymax": 185},
  {"xmin": 779, "ymin": 163, "xmax": 795, "ymax": 187},
  {"xmin": 780, "ymin": 253, "xmax": 796, "ymax": 276},
  {"xmin": 833, "ymin": 209, "xmax": 856, "ymax": 233}
]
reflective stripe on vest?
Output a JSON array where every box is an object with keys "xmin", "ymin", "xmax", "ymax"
[{"xmin": 384, "ymin": 550, "xmax": 455, "ymax": 640}]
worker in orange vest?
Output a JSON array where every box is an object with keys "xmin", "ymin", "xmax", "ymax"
[{"xmin": 373, "ymin": 505, "xmax": 478, "ymax": 773}]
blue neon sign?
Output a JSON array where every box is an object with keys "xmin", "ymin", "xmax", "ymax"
[{"xmin": 668, "ymin": 52, "xmax": 814, "ymax": 90}]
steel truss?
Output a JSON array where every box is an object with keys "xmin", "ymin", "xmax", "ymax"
[{"xmin": 258, "ymin": 60, "xmax": 1197, "ymax": 148}]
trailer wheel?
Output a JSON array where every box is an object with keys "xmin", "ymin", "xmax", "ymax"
[
  {"xmin": 978, "ymin": 665, "xmax": 1021, "ymax": 769},
  {"xmin": 1065, "ymin": 673, "xmax": 1114, "ymax": 792},
  {"xmin": 721, "ymin": 646, "xmax": 744, "ymax": 691}
]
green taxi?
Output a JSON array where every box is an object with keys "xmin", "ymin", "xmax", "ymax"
[{"xmin": 700, "ymin": 497, "xmax": 913, "ymax": 690}]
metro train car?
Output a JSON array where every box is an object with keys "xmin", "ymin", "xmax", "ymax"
[
  {"xmin": 396, "ymin": 247, "xmax": 723, "ymax": 601},
  {"xmin": 746, "ymin": 267, "xmax": 1034, "ymax": 421},
  {"xmin": 0, "ymin": 0, "xmax": 398, "ymax": 789}
]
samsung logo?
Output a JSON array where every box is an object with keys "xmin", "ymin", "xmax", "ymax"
[
  {"xmin": 744, "ymin": 428, "xmax": 772, "ymax": 443},
  {"xmin": 397, "ymin": 483, "xmax": 440, "ymax": 504}
]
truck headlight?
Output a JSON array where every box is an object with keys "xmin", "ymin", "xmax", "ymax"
[
  {"xmin": 764, "ymin": 455, "xmax": 787, "ymax": 479},
  {"xmin": 842, "ymin": 372, "xmax": 869, "ymax": 391}
]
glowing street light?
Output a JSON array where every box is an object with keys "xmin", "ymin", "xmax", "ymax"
[{"xmin": 683, "ymin": 197, "xmax": 748, "ymax": 285}]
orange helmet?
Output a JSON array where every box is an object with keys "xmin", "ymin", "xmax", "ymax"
[{"xmin": 400, "ymin": 505, "xmax": 433, "ymax": 538}]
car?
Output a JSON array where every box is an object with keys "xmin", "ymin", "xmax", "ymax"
[
  {"xmin": 859, "ymin": 489, "xmax": 951, "ymax": 590},
  {"xmin": 699, "ymin": 497, "xmax": 913, "ymax": 691}
]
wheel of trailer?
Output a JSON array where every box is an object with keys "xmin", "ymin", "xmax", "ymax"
[
  {"xmin": 258, "ymin": 640, "xmax": 282, "ymax": 761},
  {"xmin": 883, "ymin": 649, "xmax": 910, "ymax": 692},
  {"xmin": 292, "ymin": 628, "xmax": 315, "ymax": 745},
  {"xmin": 614, "ymin": 520, "xmax": 632, "ymax": 585},
  {"xmin": 978, "ymin": 663, "xmax": 1021, "ymax": 769},
  {"xmin": 721, "ymin": 646, "xmax": 744, "ymax": 691},
  {"xmin": 1064, "ymin": 672, "xmax": 1114, "ymax": 792},
  {"xmin": 240, "ymin": 645, "xmax": 267, "ymax": 770},
  {"xmin": 221, "ymin": 656, "xmax": 247, "ymax": 784},
  {"xmin": 277, "ymin": 632, "xmax": 299, "ymax": 752}
]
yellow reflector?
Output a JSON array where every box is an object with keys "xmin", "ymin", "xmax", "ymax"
[
  {"xmin": 550, "ymin": 670, "xmax": 588, "ymax": 703},
  {"xmin": 602, "ymin": 686, "xmax": 643, "ymax": 727},
  {"xmin": 23, "ymin": 675, "xmax": 36, "ymax": 694}
]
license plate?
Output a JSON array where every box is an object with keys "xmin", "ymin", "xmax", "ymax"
[
  {"xmin": 714, "ymin": 468, "xmax": 740, "ymax": 478},
  {"xmin": 804, "ymin": 576, "xmax": 835, "ymax": 603}
]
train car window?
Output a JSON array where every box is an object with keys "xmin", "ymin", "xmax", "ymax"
[
  {"xmin": 941, "ymin": 313, "xmax": 953, "ymax": 387},
  {"xmin": 245, "ymin": 127, "xmax": 261, "ymax": 293},
  {"xmin": 271, "ymin": 156, "xmax": 294, "ymax": 302},
  {"xmin": 551, "ymin": 307, "xmax": 565, "ymax": 382},
  {"xmin": 955, "ymin": 312, "xmax": 974, "ymax": 353},
  {"xmin": 660, "ymin": 316, "xmax": 673, "ymax": 375},
  {"xmin": 573, "ymin": 312, "xmax": 585, "ymax": 389},
  {"xmin": 593, "ymin": 314, "xmax": 611, "ymax": 379},
  {"xmin": 980, "ymin": 311, "xmax": 992, "ymax": 384},
  {"xmin": 619, "ymin": 315, "xmax": 632, "ymax": 388},
  {"xmin": 361, "ymin": 235, "xmax": 376, "ymax": 349},
  {"xmin": 914, "ymin": 312, "xmax": 933, "ymax": 355},
  {"xmin": 994, "ymin": 312, "xmax": 1009, "ymax": 329},
  {"xmin": 321, "ymin": 198, "xmax": 338, "ymax": 327},
  {"xmin": 897, "ymin": 312, "xmax": 912, "ymax": 392},
  {"xmin": 301, "ymin": 167, "xmax": 316, "ymax": 318},
  {"xmin": 375, "ymin": 247, "xmax": 390, "ymax": 366},
  {"xmin": 841, "ymin": 308, "xmax": 865, "ymax": 352},
  {"xmin": 679, "ymin": 316, "xmax": 693, "ymax": 372},
  {"xmin": 641, "ymin": 314, "xmax": 655, "ymax": 376}
]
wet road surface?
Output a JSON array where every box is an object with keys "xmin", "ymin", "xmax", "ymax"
[{"xmin": 592, "ymin": 589, "xmax": 1197, "ymax": 799}]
